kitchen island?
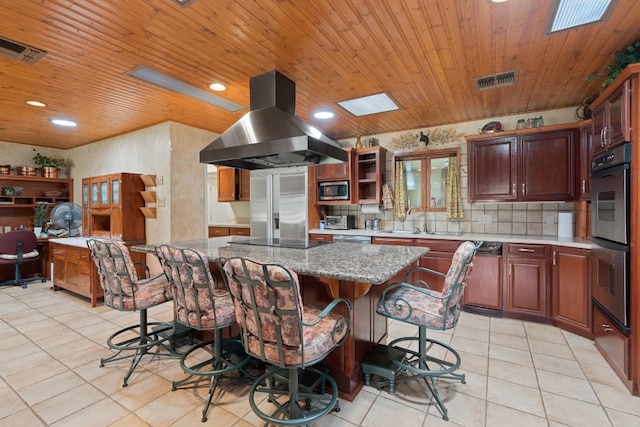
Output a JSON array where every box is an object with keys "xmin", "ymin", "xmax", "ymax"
[{"xmin": 132, "ymin": 236, "xmax": 429, "ymax": 400}]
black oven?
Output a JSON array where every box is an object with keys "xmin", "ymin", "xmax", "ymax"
[
  {"xmin": 590, "ymin": 143, "xmax": 631, "ymax": 331},
  {"xmin": 591, "ymin": 239, "xmax": 629, "ymax": 332},
  {"xmin": 591, "ymin": 143, "xmax": 630, "ymax": 245}
]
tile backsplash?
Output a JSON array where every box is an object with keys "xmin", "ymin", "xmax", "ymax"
[{"xmin": 328, "ymin": 202, "xmax": 575, "ymax": 236}]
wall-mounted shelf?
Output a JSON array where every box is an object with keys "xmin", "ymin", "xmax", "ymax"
[{"xmin": 139, "ymin": 174, "xmax": 157, "ymax": 218}]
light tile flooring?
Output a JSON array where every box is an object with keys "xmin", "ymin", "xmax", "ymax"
[{"xmin": 1, "ymin": 281, "xmax": 640, "ymax": 426}]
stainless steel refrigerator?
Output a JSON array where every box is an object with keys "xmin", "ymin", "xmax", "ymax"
[{"xmin": 250, "ymin": 166, "xmax": 309, "ymax": 244}]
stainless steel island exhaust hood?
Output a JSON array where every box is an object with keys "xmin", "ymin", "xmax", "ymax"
[{"xmin": 199, "ymin": 70, "xmax": 348, "ymax": 170}]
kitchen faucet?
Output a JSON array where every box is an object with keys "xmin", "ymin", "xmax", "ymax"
[{"xmin": 407, "ymin": 206, "xmax": 429, "ymax": 233}]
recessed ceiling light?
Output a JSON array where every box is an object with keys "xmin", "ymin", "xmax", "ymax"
[
  {"xmin": 489, "ymin": 0, "xmax": 509, "ymax": 3},
  {"xmin": 548, "ymin": 0, "xmax": 617, "ymax": 33},
  {"xmin": 172, "ymin": 0, "xmax": 198, "ymax": 7},
  {"xmin": 313, "ymin": 110, "xmax": 335, "ymax": 119},
  {"xmin": 26, "ymin": 100, "xmax": 47, "ymax": 107},
  {"xmin": 127, "ymin": 66, "xmax": 244, "ymax": 112},
  {"xmin": 209, "ymin": 83, "xmax": 226, "ymax": 92},
  {"xmin": 50, "ymin": 118, "xmax": 77, "ymax": 127},
  {"xmin": 337, "ymin": 93, "xmax": 399, "ymax": 117}
]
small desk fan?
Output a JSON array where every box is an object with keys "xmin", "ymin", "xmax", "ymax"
[{"xmin": 50, "ymin": 202, "xmax": 83, "ymax": 237}]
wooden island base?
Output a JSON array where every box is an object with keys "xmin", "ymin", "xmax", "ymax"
[{"xmin": 299, "ymin": 269, "xmax": 411, "ymax": 401}]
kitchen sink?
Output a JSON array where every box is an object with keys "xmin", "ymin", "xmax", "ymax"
[
  {"xmin": 385, "ymin": 230, "xmax": 417, "ymax": 234},
  {"xmin": 428, "ymin": 231, "xmax": 465, "ymax": 236}
]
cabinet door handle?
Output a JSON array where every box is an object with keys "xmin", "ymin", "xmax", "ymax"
[
  {"xmin": 582, "ymin": 180, "xmax": 586, "ymax": 193},
  {"xmin": 521, "ymin": 183, "xmax": 525, "ymax": 196},
  {"xmin": 601, "ymin": 323, "xmax": 613, "ymax": 332},
  {"xmin": 518, "ymin": 248, "xmax": 535, "ymax": 253},
  {"xmin": 552, "ymin": 251, "xmax": 556, "ymax": 265},
  {"xmin": 512, "ymin": 183, "xmax": 516, "ymax": 194},
  {"xmin": 600, "ymin": 127, "xmax": 605, "ymax": 147},
  {"xmin": 603, "ymin": 126, "xmax": 609, "ymax": 146}
]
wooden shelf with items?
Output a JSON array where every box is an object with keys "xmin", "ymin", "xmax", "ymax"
[
  {"xmin": 354, "ymin": 146, "xmax": 387, "ymax": 204},
  {"xmin": 139, "ymin": 174, "xmax": 157, "ymax": 219},
  {"xmin": 0, "ymin": 174, "xmax": 72, "ymax": 231}
]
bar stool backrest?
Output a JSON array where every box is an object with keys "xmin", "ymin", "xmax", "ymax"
[{"xmin": 155, "ymin": 245, "xmax": 235, "ymax": 331}]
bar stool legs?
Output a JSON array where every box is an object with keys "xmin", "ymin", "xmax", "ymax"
[
  {"xmin": 171, "ymin": 329, "xmax": 251, "ymax": 422},
  {"xmin": 100, "ymin": 308, "xmax": 177, "ymax": 387}
]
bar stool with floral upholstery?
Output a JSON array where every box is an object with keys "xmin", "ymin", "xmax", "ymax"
[
  {"xmin": 155, "ymin": 244, "xmax": 252, "ymax": 423},
  {"xmin": 220, "ymin": 256, "xmax": 352, "ymax": 427},
  {"xmin": 371, "ymin": 240, "xmax": 480, "ymax": 421},
  {"xmin": 87, "ymin": 239, "xmax": 178, "ymax": 387}
]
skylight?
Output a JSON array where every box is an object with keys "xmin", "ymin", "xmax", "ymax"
[
  {"xmin": 548, "ymin": 0, "xmax": 616, "ymax": 33},
  {"xmin": 337, "ymin": 93, "xmax": 399, "ymax": 117}
]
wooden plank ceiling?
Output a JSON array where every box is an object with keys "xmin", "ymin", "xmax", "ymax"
[{"xmin": 0, "ymin": 0, "xmax": 639, "ymax": 149}]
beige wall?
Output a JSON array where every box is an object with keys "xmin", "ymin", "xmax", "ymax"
[{"xmin": 168, "ymin": 122, "xmax": 217, "ymax": 241}]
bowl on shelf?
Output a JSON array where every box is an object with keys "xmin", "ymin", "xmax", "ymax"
[
  {"xmin": 43, "ymin": 190, "xmax": 62, "ymax": 197},
  {"xmin": 0, "ymin": 165, "xmax": 10, "ymax": 175}
]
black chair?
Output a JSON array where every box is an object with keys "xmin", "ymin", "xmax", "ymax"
[
  {"xmin": 371, "ymin": 240, "xmax": 479, "ymax": 421},
  {"xmin": 87, "ymin": 239, "xmax": 178, "ymax": 387},
  {"xmin": 0, "ymin": 230, "xmax": 45, "ymax": 288},
  {"xmin": 155, "ymin": 244, "xmax": 252, "ymax": 423},
  {"xmin": 220, "ymin": 256, "xmax": 351, "ymax": 427}
]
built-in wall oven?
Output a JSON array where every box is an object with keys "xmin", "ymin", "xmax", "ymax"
[{"xmin": 591, "ymin": 143, "xmax": 631, "ymax": 332}]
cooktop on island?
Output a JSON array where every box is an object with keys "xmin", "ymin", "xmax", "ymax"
[{"xmin": 229, "ymin": 237, "xmax": 329, "ymax": 249}]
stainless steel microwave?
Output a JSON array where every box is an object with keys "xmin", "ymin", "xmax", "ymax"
[{"xmin": 318, "ymin": 180, "xmax": 349, "ymax": 201}]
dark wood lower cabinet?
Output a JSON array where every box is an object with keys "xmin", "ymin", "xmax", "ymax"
[
  {"xmin": 593, "ymin": 305, "xmax": 631, "ymax": 390},
  {"xmin": 551, "ymin": 246, "xmax": 592, "ymax": 337},
  {"xmin": 464, "ymin": 253, "xmax": 502, "ymax": 312},
  {"xmin": 504, "ymin": 244, "xmax": 550, "ymax": 320}
]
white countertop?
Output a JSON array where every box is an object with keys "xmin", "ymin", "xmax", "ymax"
[
  {"xmin": 309, "ymin": 228, "xmax": 593, "ymax": 249},
  {"xmin": 48, "ymin": 236, "xmax": 96, "ymax": 248}
]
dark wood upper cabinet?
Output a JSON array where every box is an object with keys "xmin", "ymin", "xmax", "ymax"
[
  {"xmin": 468, "ymin": 128, "xmax": 576, "ymax": 202},
  {"xmin": 315, "ymin": 149, "xmax": 352, "ymax": 181},
  {"xmin": 592, "ymin": 79, "xmax": 631, "ymax": 156},
  {"xmin": 468, "ymin": 136, "xmax": 517, "ymax": 202}
]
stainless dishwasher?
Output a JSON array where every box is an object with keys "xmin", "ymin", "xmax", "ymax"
[{"xmin": 332, "ymin": 234, "xmax": 372, "ymax": 245}]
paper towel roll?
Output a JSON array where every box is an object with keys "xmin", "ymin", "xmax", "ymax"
[
  {"xmin": 557, "ymin": 212, "xmax": 573, "ymax": 238},
  {"xmin": 361, "ymin": 204, "xmax": 381, "ymax": 214}
]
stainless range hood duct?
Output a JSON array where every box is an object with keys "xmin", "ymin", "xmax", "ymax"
[{"xmin": 199, "ymin": 71, "xmax": 348, "ymax": 170}]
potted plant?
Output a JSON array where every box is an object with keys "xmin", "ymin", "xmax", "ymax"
[
  {"xmin": 33, "ymin": 201, "xmax": 51, "ymax": 237},
  {"xmin": 32, "ymin": 150, "xmax": 66, "ymax": 178},
  {"xmin": 587, "ymin": 39, "xmax": 640, "ymax": 92}
]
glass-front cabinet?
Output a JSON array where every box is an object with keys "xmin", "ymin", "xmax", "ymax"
[{"xmin": 80, "ymin": 173, "xmax": 145, "ymax": 241}]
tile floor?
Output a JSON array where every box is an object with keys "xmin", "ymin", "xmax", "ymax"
[{"xmin": 1, "ymin": 281, "xmax": 639, "ymax": 426}]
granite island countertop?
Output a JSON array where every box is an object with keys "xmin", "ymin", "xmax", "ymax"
[{"xmin": 132, "ymin": 236, "xmax": 428, "ymax": 285}]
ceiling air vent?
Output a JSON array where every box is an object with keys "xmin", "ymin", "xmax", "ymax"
[
  {"xmin": 0, "ymin": 36, "xmax": 46, "ymax": 64},
  {"xmin": 475, "ymin": 70, "xmax": 517, "ymax": 91}
]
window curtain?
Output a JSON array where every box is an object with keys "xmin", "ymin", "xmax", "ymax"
[
  {"xmin": 393, "ymin": 160, "xmax": 406, "ymax": 218},
  {"xmin": 446, "ymin": 155, "xmax": 463, "ymax": 219}
]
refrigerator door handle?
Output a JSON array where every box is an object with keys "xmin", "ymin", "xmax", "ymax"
[{"xmin": 273, "ymin": 212, "xmax": 280, "ymax": 230}]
